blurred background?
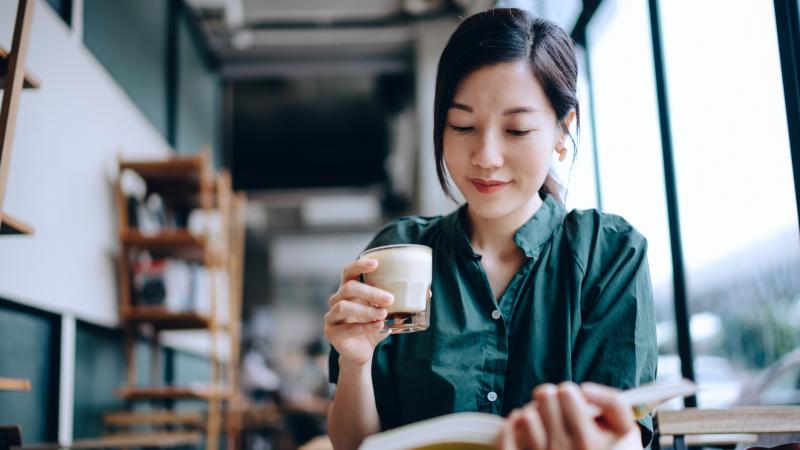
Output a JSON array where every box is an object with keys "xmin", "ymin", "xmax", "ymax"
[{"xmin": 0, "ymin": 0, "xmax": 799, "ymax": 449}]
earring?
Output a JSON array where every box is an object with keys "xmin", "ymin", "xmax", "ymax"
[{"xmin": 557, "ymin": 148, "xmax": 567, "ymax": 162}]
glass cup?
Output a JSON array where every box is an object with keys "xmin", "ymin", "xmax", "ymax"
[{"xmin": 358, "ymin": 244, "xmax": 432, "ymax": 334}]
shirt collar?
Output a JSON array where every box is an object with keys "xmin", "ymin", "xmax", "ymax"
[{"xmin": 443, "ymin": 193, "xmax": 566, "ymax": 260}]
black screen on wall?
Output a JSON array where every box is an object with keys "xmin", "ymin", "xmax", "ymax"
[{"xmin": 230, "ymin": 76, "xmax": 391, "ymax": 191}]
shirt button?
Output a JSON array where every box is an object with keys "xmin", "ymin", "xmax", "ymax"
[
  {"xmin": 487, "ymin": 391, "xmax": 498, "ymax": 402},
  {"xmin": 491, "ymin": 310, "xmax": 501, "ymax": 320}
]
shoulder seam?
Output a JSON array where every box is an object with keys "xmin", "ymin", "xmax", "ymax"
[{"xmin": 563, "ymin": 214, "xmax": 588, "ymax": 277}]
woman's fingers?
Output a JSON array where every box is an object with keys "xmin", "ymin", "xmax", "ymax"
[
  {"xmin": 326, "ymin": 320, "xmax": 384, "ymax": 341},
  {"xmin": 497, "ymin": 410, "xmax": 521, "ymax": 450},
  {"xmin": 533, "ymin": 384, "xmax": 569, "ymax": 447},
  {"xmin": 557, "ymin": 382, "xmax": 595, "ymax": 448},
  {"xmin": 496, "ymin": 408, "xmax": 547, "ymax": 450},
  {"xmin": 518, "ymin": 406, "xmax": 547, "ymax": 450},
  {"xmin": 580, "ymin": 383, "xmax": 635, "ymax": 435},
  {"xmin": 341, "ymin": 258, "xmax": 378, "ymax": 284},
  {"xmin": 325, "ymin": 300, "xmax": 388, "ymax": 325},
  {"xmin": 329, "ymin": 279, "xmax": 394, "ymax": 308}
]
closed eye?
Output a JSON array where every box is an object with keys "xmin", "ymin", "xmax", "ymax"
[
  {"xmin": 449, "ymin": 124, "xmax": 474, "ymax": 133},
  {"xmin": 507, "ymin": 129, "xmax": 533, "ymax": 137}
]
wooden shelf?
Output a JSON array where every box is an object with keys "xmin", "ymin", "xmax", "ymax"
[
  {"xmin": 104, "ymin": 411, "xmax": 204, "ymax": 427},
  {"xmin": 112, "ymin": 155, "xmax": 244, "ymax": 450},
  {"xmin": 0, "ymin": 211, "xmax": 33, "ymax": 235},
  {"xmin": 24, "ymin": 431, "xmax": 202, "ymax": 449},
  {"xmin": 119, "ymin": 156, "xmax": 212, "ymax": 196},
  {"xmin": 116, "ymin": 385, "xmax": 229, "ymax": 401},
  {"xmin": 0, "ymin": 377, "xmax": 31, "ymax": 391},
  {"xmin": 121, "ymin": 306, "xmax": 212, "ymax": 330},
  {"xmin": 0, "ymin": 47, "xmax": 39, "ymax": 89},
  {"xmin": 120, "ymin": 229, "xmax": 209, "ymax": 263}
]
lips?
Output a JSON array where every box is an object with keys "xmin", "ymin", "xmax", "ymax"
[{"xmin": 470, "ymin": 178, "xmax": 510, "ymax": 194}]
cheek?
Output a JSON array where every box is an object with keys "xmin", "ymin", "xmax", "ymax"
[
  {"xmin": 443, "ymin": 137, "xmax": 467, "ymax": 172},
  {"xmin": 507, "ymin": 141, "xmax": 554, "ymax": 177}
]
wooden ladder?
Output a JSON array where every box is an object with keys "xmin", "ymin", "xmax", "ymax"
[{"xmin": 0, "ymin": 0, "xmax": 37, "ymax": 235}]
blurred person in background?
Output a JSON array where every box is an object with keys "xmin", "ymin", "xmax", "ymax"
[
  {"xmin": 281, "ymin": 339, "xmax": 334, "ymax": 447},
  {"xmin": 242, "ymin": 336, "xmax": 282, "ymax": 402}
]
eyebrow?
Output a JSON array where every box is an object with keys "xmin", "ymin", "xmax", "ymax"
[
  {"xmin": 450, "ymin": 102, "xmax": 473, "ymax": 112},
  {"xmin": 502, "ymin": 106, "xmax": 540, "ymax": 116},
  {"xmin": 449, "ymin": 102, "xmax": 540, "ymax": 115}
]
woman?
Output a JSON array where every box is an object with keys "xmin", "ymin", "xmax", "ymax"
[{"xmin": 324, "ymin": 8, "xmax": 657, "ymax": 450}]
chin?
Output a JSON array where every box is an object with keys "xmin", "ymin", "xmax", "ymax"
[{"xmin": 464, "ymin": 196, "xmax": 523, "ymax": 220}]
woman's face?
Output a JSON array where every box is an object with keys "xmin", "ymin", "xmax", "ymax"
[{"xmin": 443, "ymin": 61, "xmax": 568, "ymax": 221}]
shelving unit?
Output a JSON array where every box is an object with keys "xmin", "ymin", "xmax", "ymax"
[
  {"xmin": 0, "ymin": 0, "xmax": 36, "ymax": 236},
  {"xmin": 111, "ymin": 151, "xmax": 246, "ymax": 450}
]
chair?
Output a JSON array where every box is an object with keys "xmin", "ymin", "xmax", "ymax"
[{"xmin": 653, "ymin": 406, "xmax": 800, "ymax": 450}]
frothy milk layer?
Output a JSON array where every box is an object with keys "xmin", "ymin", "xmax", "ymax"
[{"xmin": 360, "ymin": 245, "xmax": 432, "ymax": 313}]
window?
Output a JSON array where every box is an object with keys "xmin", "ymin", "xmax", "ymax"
[
  {"xmin": 176, "ymin": 13, "xmax": 219, "ymax": 161},
  {"xmin": 556, "ymin": 46, "xmax": 599, "ymax": 212},
  {"xmin": 84, "ymin": 0, "xmax": 169, "ymax": 136},
  {"xmin": 586, "ymin": 0, "xmax": 678, "ymax": 372},
  {"xmin": 659, "ymin": 0, "xmax": 800, "ymax": 407},
  {"xmin": 46, "ymin": 0, "xmax": 71, "ymax": 25}
]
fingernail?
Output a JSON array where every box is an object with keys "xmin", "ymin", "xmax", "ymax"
[
  {"xmin": 533, "ymin": 384, "xmax": 557, "ymax": 398},
  {"xmin": 383, "ymin": 293, "xmax": 394, "ymax": 303},
  {"xmin": 558, "ymin": 381, "xmax": 577, "ymax": 392},
  {"xmin": 580, "ymin": 383, "xmax": 603, "ymax": 395},
  {"xmin": 365, "ymin": 259, "xmax": 378, "ymax": 267}
]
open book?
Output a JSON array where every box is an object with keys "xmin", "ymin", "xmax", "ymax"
[{"xmin": 359, "ymin": 378, "xmax": 698, "ymax": 450}]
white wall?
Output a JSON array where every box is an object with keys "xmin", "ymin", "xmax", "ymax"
[
  {"xmin": 0, "ymin": 0, "xmax": 170, "ymax": 327},
  {"xmin": 414, "ymin": 17, "xmax": 460, "ymax": 217}
]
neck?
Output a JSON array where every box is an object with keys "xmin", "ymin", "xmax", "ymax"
[{"xmin": 466, "ymin": 194, "xmax": 544, "ymax": 257}]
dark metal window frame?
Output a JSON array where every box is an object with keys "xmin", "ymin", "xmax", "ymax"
[
  {"xmin": 774, "ymin": 0, "xmax": 800, "ymax": 240},
  {"xmin": 166, "ymin": 0, "xmax": 222, "ymax": 151}
]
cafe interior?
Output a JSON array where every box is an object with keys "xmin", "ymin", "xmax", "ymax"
[{"xmin": 1, "ymin": 0, "xmax": 799, "ymax": 449}]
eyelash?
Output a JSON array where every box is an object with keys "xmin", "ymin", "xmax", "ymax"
[
  {"xmin": 449, "ymin": 124, "xmax": 473, "ymax": 133},
  {"xmin": 507, "ymin": 129, "xmax": 531, "ymax": 137},
  {"xmin": 448, "ymin": 124, "xmax": 532, "ymax": 137}
]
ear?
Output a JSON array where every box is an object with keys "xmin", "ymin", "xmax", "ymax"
[
  {"xmin": 556, "ymin": 110, "xmax": 576, "ymax": 148},
  {"xmin": 555, "ymin": 110, "xmax": 576, "ymax": 162}
]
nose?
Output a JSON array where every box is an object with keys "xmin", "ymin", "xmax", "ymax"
[{"xmin": 471, "ymin": 130, "xmax": 504, "ymax": 169}]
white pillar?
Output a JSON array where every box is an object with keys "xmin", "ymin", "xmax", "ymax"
[
  {"xmin": 58, "ymin": 314, "xmax": 76, "ymax": 446},
  {"xmin": 413, "ymin": 17, "xmax": 462, "ymax": 217}
]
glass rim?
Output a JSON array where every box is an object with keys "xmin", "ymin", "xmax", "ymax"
[{"xmin": 359, "ymin": 243, "xmax": 432, "ymax": 257}]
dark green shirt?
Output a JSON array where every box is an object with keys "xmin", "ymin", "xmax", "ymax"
[{"xmin": 329, "ymin": 194, "xmax": 658, "ymax": 446}]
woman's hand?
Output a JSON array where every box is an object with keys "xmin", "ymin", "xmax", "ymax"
[
  {"xmin": 497, "ymin": 382, "xmax": 642, "ymax": 450},
  {"xmin": 324, "ymin": 258, "xmax": 394, "ymax": 369}
]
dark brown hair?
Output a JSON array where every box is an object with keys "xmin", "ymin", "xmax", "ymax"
[{"xmin": 433, "ymin": 8, "xmax": 579, "ymax": 203}]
